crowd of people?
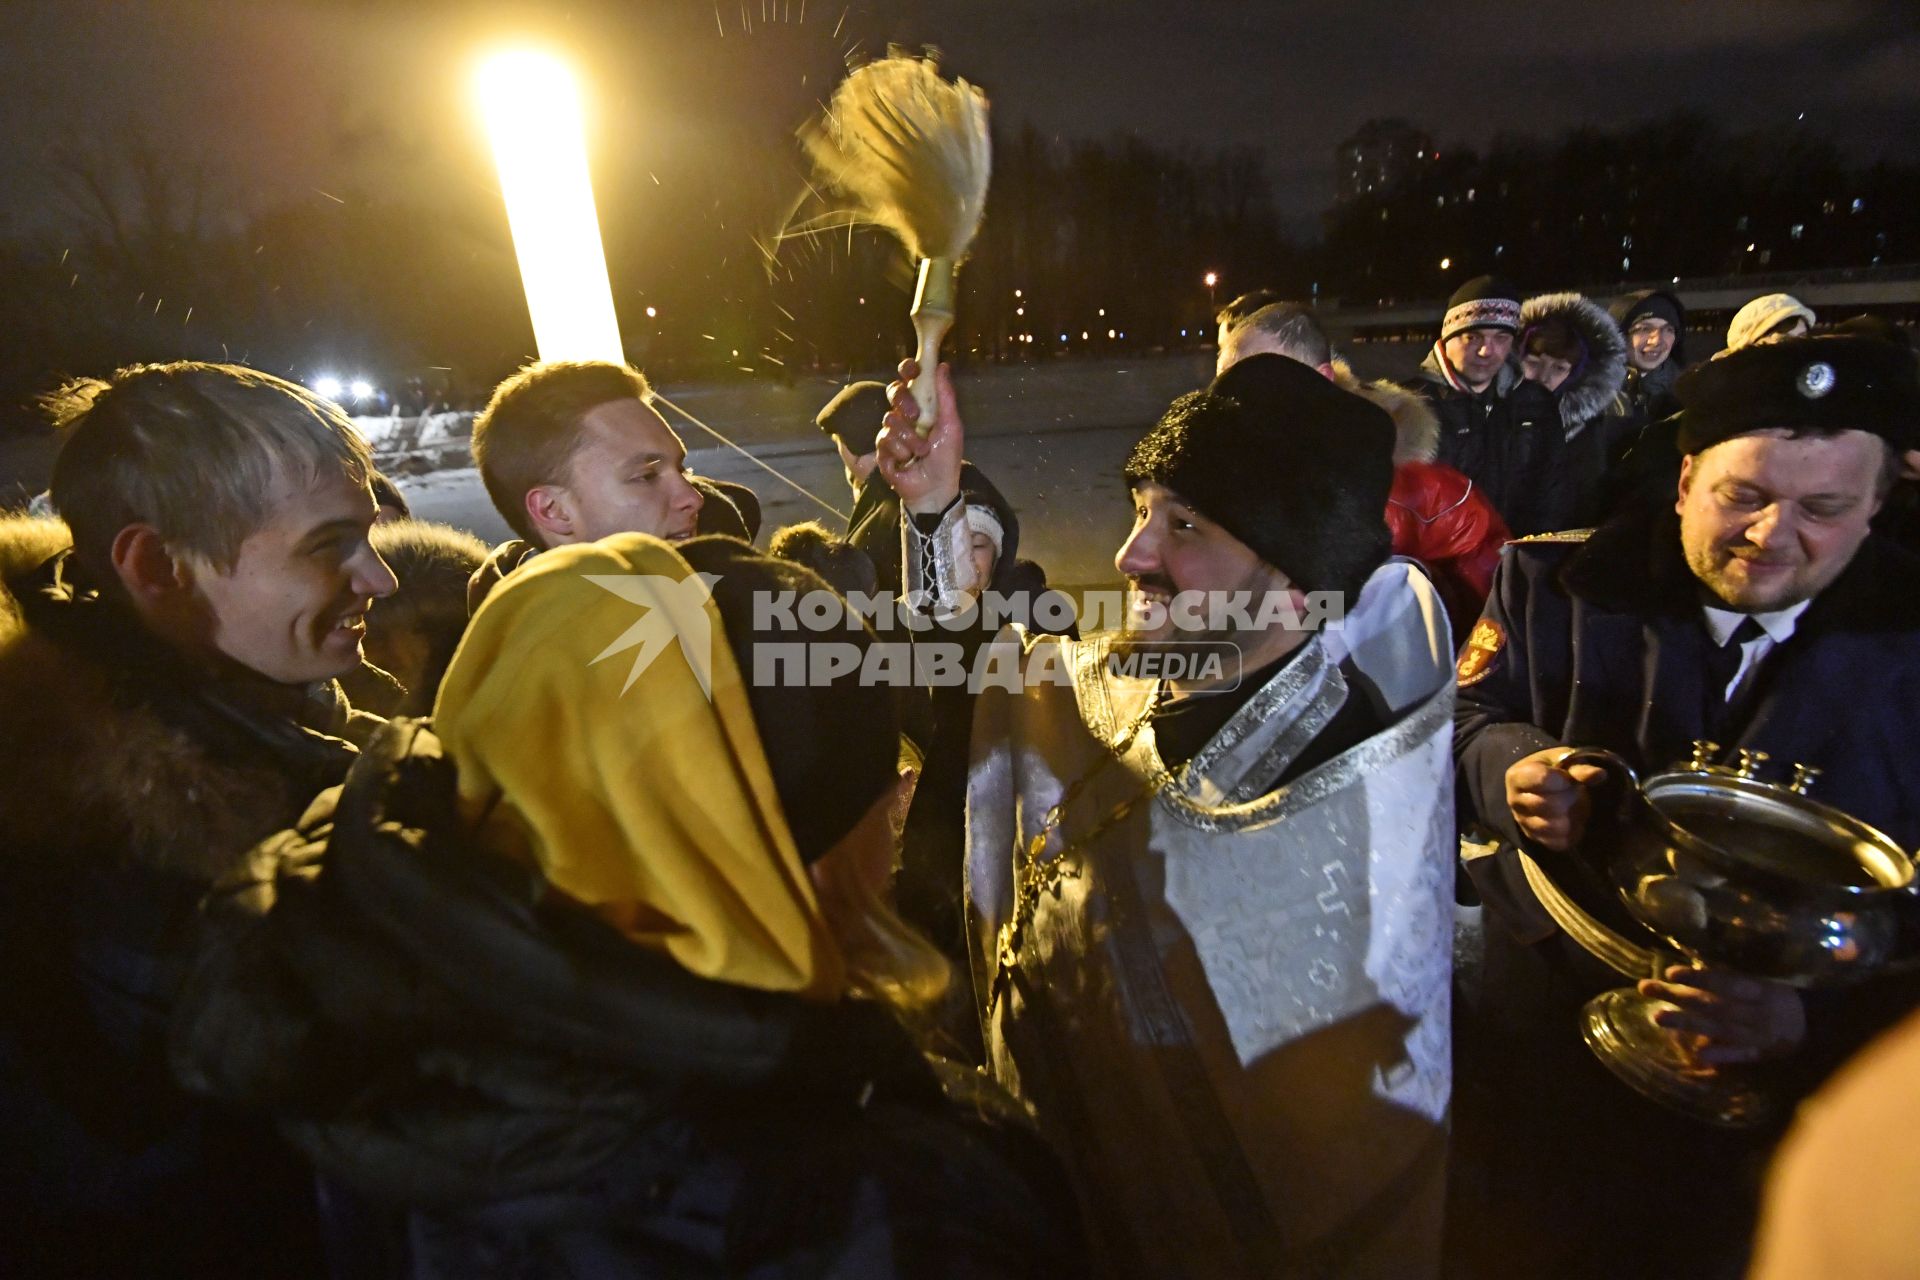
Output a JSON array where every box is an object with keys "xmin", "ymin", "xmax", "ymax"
[{"xmin": 2, "ymin": 270, "xmax": 1918, "ymax": 1279}]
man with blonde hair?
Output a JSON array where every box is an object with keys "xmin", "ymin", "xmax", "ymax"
[{"xmin": 0, "ymin": 361, "xmax": 396, "ymax": 1274}]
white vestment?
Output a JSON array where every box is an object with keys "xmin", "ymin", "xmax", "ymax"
[{"xmin": 966, "ymin": 561, "xmax": 1456, "ymax": 1279}]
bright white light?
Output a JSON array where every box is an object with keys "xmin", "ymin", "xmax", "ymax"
[
  {"xmin": 1439, "ymin": 257, "xmax": 1452, "ymax": 270},
  {"xmin": 1015, "ymin": 306, "xmax": 1024, "ymax": 316},
  {"xmin": 1014, "ymin": 288, "xmax": 1023, "ymax": 298},
  {"xmin": 476, "ymin": 49, "xmax": 623, "ymax": 363},
  {"xmin": 1098, "ymin": 308, "xmax": 1105, "ymax": 317},
  {"xmin": 1204, "ymin": 272, "xmax": 1218, "ymax": 288},
  {"xmin": 349, "ymin": 379, "xmax": 374, "ymax": 400},
  {"xmin": 645, "ymin": 305, "xmax": 658, "ymax": 318},
  {"xmin": 1106, "ymin": 328, "xmax": 1116, "ymax": 339},
  {"xmin": 313, "ymin": 375, "xmax": 343, "ymax": 400},
  {"xmin": 1180, "ymin": 329, "xmax": 1188, "ymax": 337},
  {"xmin": 1081, "ymin": 331, "xmax": 1089, "ymax": 340}
]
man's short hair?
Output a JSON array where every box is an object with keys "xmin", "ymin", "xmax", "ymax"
[
  {"xmin": 1228, "ymin": 302, "xmax": 1333, "ymax": 367},
  {"xmin": 1215, "ymin": 289, "xmax": 1287, "ymax": 334},
  {"xmin": 46, "ymin": 362, "xmax": 372, "ymax": 580},
  {"xmin": 472, "ymin": 360, "xmax": 652, "ymax": 543}
]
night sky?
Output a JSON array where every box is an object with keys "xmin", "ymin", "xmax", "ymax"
[{"xmin": 2, "ymin": 0, "xmax": 1917, "ymax": 233}]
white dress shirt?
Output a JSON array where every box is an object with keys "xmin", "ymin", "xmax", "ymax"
[{"xmin": 1701, "ymin": 599, "xmax": 1810, "ymax": 701}]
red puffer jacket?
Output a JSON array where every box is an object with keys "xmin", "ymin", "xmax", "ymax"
[
  {"xmin": 1386, "ymin": 461, "xmax": 1508, "ymax": 640},
  {"xmin": 1333, "ymin": 362, "xmax": 1511, "ymax": 643}
]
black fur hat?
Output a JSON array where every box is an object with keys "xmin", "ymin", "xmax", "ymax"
[
  {"xmin": 1674, "ymin": 334, "xmax": 1920, "ymax": 455},
  {"xmin": 1124, "ymin": 354, "xmax": 1395, "ymax": 600}
]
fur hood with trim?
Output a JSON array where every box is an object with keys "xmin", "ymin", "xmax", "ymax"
[
  {"xmin": 1519, "ymin": 291, "xmax": 1629, "ymax": 432},
  {"xmin": 1332, "ymin": 359, "xmax": 1441, "ymax": 465},
  {"xmin": 0, "ymin": 515, "xmax": 363, "ymax": 885}
]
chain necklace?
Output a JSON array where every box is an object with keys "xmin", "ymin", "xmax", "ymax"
[{"xmin": 995, "ymin": 681, "xmax": 1174, "ymax": 980}]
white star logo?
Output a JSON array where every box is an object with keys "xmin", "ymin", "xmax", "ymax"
[{"xmin": 583, "ymin": 572, "xmax": 721, "ymax": 698}]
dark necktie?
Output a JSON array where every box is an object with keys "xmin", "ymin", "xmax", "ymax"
[{"xmin": 1704, "ymin": 616, "xmax": 1765, "ymax": 731}]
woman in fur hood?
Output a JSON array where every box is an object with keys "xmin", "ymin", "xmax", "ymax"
[{"xmin": 1517, "ymin": 291, "xmax": 1639, "ymax": 529}]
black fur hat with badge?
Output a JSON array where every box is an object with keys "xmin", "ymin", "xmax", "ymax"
[
  {"xmin": 1675, "ymin": 334, "xmax": 1920, "ymax": 456},
  {"xmin": 1123, "ymin": 353, "xmax": 1395, "ymax": 601}
]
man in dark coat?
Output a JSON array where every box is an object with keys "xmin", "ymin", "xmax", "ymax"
[
  {"xmin": 1448, "ymin": 334, "xmax": 1920, "ymax": 1279},
  {"xmin": 0, "ymin": 363, "xmax": 399, "ymax": 1276},
  {"xmin": 1414, "ymin": 275, "xmax": 1566, "ymax": 536}
]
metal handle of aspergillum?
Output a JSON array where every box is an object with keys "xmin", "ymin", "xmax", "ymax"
[{"xmin": 910, "ymin": 257, "xmax": 957, "ymax": 436}]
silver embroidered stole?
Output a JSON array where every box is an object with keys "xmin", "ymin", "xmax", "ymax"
[{"xmin": 966, "ymin": 561, "xmax": 1456, "ymax": 1279}]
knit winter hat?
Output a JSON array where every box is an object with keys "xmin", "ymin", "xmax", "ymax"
[
  {"xmin": 1441, "ymin": 275, "xmax": 1524, "ymax": 341},
  {"xmin": 1124, "ymin": 353, "xmax": 1394, "ymax": 600},
  {"xmin": 1620, "ymin": 291, "xmax": 1683, "ymax": 334},
  {"xmin": 1674, "ymin": 334, "xmax": 1920, "ymax": 455},
  {"xmin": 1727, "ymin": 294, "xmax": 1816, "ymax": 352}
]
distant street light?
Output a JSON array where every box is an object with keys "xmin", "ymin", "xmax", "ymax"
[
  {"xmin": 1203, "ymin": 271, "xmax": 1219, "ymax": 314},
  {"xmin": 349, "ymin": 379, "xmax": 374, "ymax": 401},
  {"xmin": 645, "ymin": 305, "xmax": 657, "ymax": 318},
  {"xmin": 1439, "ymin": 257, "xmax": 1452, "ymax": 270},
  {"xmin": 313, "ymin": 375, "xmax": 343, "ymax": 401}
]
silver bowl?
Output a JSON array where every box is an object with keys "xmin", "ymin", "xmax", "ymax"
[
  {"xmin": 1566, "ymin": 743, "xmax": 1920, "ymax": 986},
  {"xmin": 1536, "ymin": 743, "xmax": 1920, "ymax": 1127}
]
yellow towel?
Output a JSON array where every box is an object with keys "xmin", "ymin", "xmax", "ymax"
[{"xmin": 434, "ymin": 533, "xmax": 844, "ymax": 999}]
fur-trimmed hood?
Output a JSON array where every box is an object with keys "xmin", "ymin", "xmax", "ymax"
[
  {"xmin": 1333, "ymin": 359, "xmax": 1440, "ymax": 464},
  {"xmin": 0, "ymin": 514, "xmax": 73, "ymax": 646},
  {"xmin": 1519, "ymin": 291, "xmax": 1629, "ymax": 431},
  {"xmin": 0, "ymin": 518, "xmax": 363, "ymax": 884}
]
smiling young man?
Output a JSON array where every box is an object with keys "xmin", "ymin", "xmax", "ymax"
[
  {"xmin": 882, "ymin": 353, "xmax": 1459, "ymax": 1278},
  {"xmin": 1609, "ymin": 287, "xmax": 1688, "ymax": 421},
  {"xmin": 466, "ymin": 360, "xmax": 763, "ymax": 610},
  {"xmin": 1450, "ymin": 334, "xmax": 1920, "ymax": 1279},
  {"xmin": 0, "ymin": 362, "xmax": 397, "ymax": 1273}
]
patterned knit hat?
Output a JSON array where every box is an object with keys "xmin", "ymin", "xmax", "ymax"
[{"xmin": 1441, "ymin": 275, "xmax": 1524, "ymax": 342}]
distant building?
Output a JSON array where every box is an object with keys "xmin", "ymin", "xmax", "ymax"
[{"xmin": 1336, "ymin": 119, "xmax": 1435, "ymax": 202}]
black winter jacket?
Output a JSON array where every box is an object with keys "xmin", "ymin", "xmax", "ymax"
[
  {"xmin": 171, "ymin": 719, "xmax": 1086, "ymax": 1278},
  {"xmin": 0, "ymin": 537, "xmax": 373, "ymax": 1278},
  {"xmin": 1415, "ymin": 352, "xmax": 1568, "ymax": 536}
]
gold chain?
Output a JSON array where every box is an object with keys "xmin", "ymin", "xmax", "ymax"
[{"xmin": 995, "ymin": 684, "xmax": 1172, "ymax": 978}]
